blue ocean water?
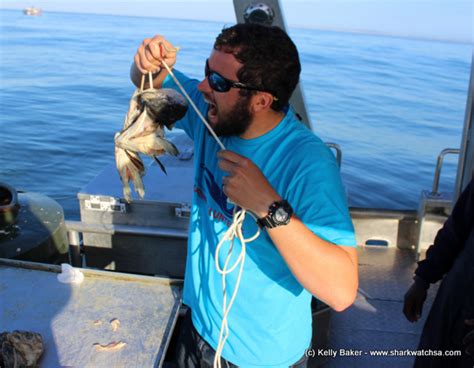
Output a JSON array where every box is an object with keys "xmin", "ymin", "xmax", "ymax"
[{"xmin": 0, "ymin": 9, "xmax": 471, "ymax": 219}]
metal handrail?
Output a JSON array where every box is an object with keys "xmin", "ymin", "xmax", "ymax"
[
  {"xmin": 65, "ymin": 220, "xmax": 188, "ymax": 239},
  {"xmin": 65, "ymin": 220, "xmax": 188, "ymax": 266},
  {"xmin": 325, "ymin": 142, "xmax": 342, "ymax": 167},
  {"xmin": 432, "ymin": 148, "xmax": 460, "ymax": 194}
]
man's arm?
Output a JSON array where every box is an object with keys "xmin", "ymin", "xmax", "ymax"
[
  {"xmin": 416, "ymin": 179, "xmax": 473, "ymax": 283},
  {"xmin": 403, "ymin": 179, "xmax": 473, "ymax": 322},
  {"xmin": 218, "ymin": 150, "xmax": 358, "ymax": 312},
  {"xmin": 267, "ymin": 216, "xmax": 358, "ymax": 312}
]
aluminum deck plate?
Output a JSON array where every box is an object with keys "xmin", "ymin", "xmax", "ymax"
[
  {"xmin": 0, "ymin": 259, "xmax": 182, "ymax": 368},
  {"xmin": 323, "ymin": 247, "xmax": 438, "ymax": 368}
]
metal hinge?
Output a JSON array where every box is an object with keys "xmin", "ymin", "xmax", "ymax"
[
  {"xmin": 84, "ymin": 196, "xmax": 127, "ymax": 213},
  {"xmin": 175, "ymin": 203, "xmax": 191, "ymax": 219}
]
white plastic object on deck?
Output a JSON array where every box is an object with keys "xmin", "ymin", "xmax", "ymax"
[{"xmin": 57, "ymin": 263, "xmax": 84, "ymax": 284}]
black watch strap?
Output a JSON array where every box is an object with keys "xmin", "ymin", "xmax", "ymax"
[
  {"xmin": 257, "ymin": 200, "xmax": 293, "ymax": 229},
  {"xmin": 257, "ymin": 216, "xmax": 277, "ymax": 229}
]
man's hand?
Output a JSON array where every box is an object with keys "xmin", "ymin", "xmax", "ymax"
[
  {"xmin": 217, "ymin": 150, "xmax": 281, "ymax": 217},
  {"xmin": 403, "ymin": 281, "xmax": 428, "ymax": 322},
  {"xmin": 134, "ymin": 35, "xmax": 177, "ymax": 75},
  {"xmin": 463, "ymin": 319, "xmax": 474, "ymax": 355}
]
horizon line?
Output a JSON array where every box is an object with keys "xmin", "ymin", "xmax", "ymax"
[{"xmin": 1, "ymin": 7, "xmax": 471, "ymax": 45}]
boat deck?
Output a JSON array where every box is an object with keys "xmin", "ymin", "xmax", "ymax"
[
  {"xmin": 322, "ymin": 246, "xmax": 437, "ymax": 367},
  {"xmin": 0, "ymin": 259, "xmax": 182, "ymax": 368}
]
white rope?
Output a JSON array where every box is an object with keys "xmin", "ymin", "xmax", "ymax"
[
  {"xmin": 139, "ymin": 72, "xmax": 155, "ymax": 92},
  {"xmin": 213, "ymin": 209, "xmax": 260, "ymax": 368},
  {"xmin": 160, "ymin": 59, "xmax": 226, "ymax": 151},
  {"xmin": 157, "ymin": 58, "xmax": 260, "ymax": 367}
]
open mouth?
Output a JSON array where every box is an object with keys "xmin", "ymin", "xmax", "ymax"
[{"xmin": 205, "ymin": 98, "xmax": 218, "ymax": 120}]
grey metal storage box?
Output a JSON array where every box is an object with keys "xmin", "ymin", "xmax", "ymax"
[{"xmin": 78, "ymin": 134, "xmax": 194, "ymax": 278}]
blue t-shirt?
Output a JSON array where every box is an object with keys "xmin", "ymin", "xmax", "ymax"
[{"xmin": 163, "ymin": 71, "xmax": 356, "ymax": 367}]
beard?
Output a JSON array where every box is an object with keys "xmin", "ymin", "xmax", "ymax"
[{"xmin": 210, "ymin": 95, "xmax": 252, "ymax": 137}]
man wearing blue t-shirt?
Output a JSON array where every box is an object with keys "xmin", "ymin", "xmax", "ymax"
[{"xmin": 131, "ymin": 24, "xmax": 358, "ymax": 367}]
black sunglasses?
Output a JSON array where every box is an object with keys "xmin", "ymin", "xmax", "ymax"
[{"xmin": 205, "ymin": 59, "xmax": 278, "ymax": 100}]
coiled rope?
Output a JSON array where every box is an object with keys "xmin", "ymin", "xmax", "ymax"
[{"xmin": 159, "ymin": 56, "xmax": 260, "ymax": 368}]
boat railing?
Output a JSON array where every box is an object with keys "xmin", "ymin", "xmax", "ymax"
[
  {"xmin": 325, "ymin": 142, "xmax": 342, "ymax": 167},
  {"xmin": 431, "ymin": 148, "xmax": 460, "ymax": 195},
  {"xmin": 415, "ymin": 147, "xmax": 460, "ymax": 259},
  {"xmin": 64, "ymin": 147, "xmax": 455, "ymax": 269}
]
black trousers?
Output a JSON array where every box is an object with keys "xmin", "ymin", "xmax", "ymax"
[{"xmin": 174, "ymin": 309, "xmax": 308, "ymax": 368}]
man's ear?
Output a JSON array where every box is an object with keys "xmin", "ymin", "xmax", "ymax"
[{"xmin": 250, "ymin": 92, "xmax": 274, "ymax": 113}]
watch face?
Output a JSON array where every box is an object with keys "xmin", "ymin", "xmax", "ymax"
[{"xmin": 274, "ymin": 207, "xmax": 289, "ymax": 223}]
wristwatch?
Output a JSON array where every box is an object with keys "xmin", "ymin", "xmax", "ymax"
[{"xmin": 257, "ymin": 200, "xmax": 293, "ymax": 229}]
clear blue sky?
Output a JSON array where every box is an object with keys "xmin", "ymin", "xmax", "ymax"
[{"xmin": 2, "ymin": 0, "xmax": 472, "ymax": 43}]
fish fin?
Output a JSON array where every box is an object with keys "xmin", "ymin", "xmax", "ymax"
[
  {"xmin": 123, "ymin": 90, "xmax": 140, "ymax": 129},
  {"xmin": 124, "ymin": 150, "xmax": 145, "ymax": 173},
  {"xmin": 115, "ymin": 147, "xmax": 133, "ymax": 202},
  {"xmin": 123, "ymin": 185, "xmax": 132, "ymax": 203},
  {"xmin": 154, "ymin": 156, "xmax": 168, "ymax": 175},
  {"xmin": 120, "ymin": 149, "xmax": 145, "ymax": 199},
  {"xmin": 156, "ymin": 136, "xmax": 179, "ymax": 156},
  {"xmin": 130, "ymin": 165, "xmax": 145, "ymax": 199}
]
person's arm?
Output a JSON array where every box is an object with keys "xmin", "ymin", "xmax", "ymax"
[
  {"xmin": 130, "ymin": 35, "xmax": 177, "ymax": 89},
  {"xmin": 403, "ymin": 179, "xmax": 473, "ymax": 322},
  {"xmin": 416, "ymin": 179, "xmax": 473, "ymax": 283},
  {"xmin": 464, "ymin": 319, "xmax": 474, "ymax": 356},
  {"xmin": 218, "ymin": 150, "xmax": 358, "ymax": 312},
  {"xmin": 403, "ymin": 276, "xmax": 429, "ymax": 322},
  {"xmin": 266, "ymin": 216, "xmax": 358, "ymax": 312}
]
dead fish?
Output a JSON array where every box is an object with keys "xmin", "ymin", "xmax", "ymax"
[
  {"xmin": 114, "ymin": 87, "xmax": 188, "ymax": 202},
  {"xmin": 0, "ymin": 330, "xmax": 44, "ymax": 368},
  {"xmin": 115, "ymin": 108, "xmax": 179, "ymax": 156},
  {"xmin": 139, "ymin": 88, "xmax": 188, "ymax": 129}
]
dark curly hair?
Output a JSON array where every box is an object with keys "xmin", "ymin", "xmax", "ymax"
[{"xmin": 214, "ymin": 23, "xmax": 301, "ymax": 111}]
